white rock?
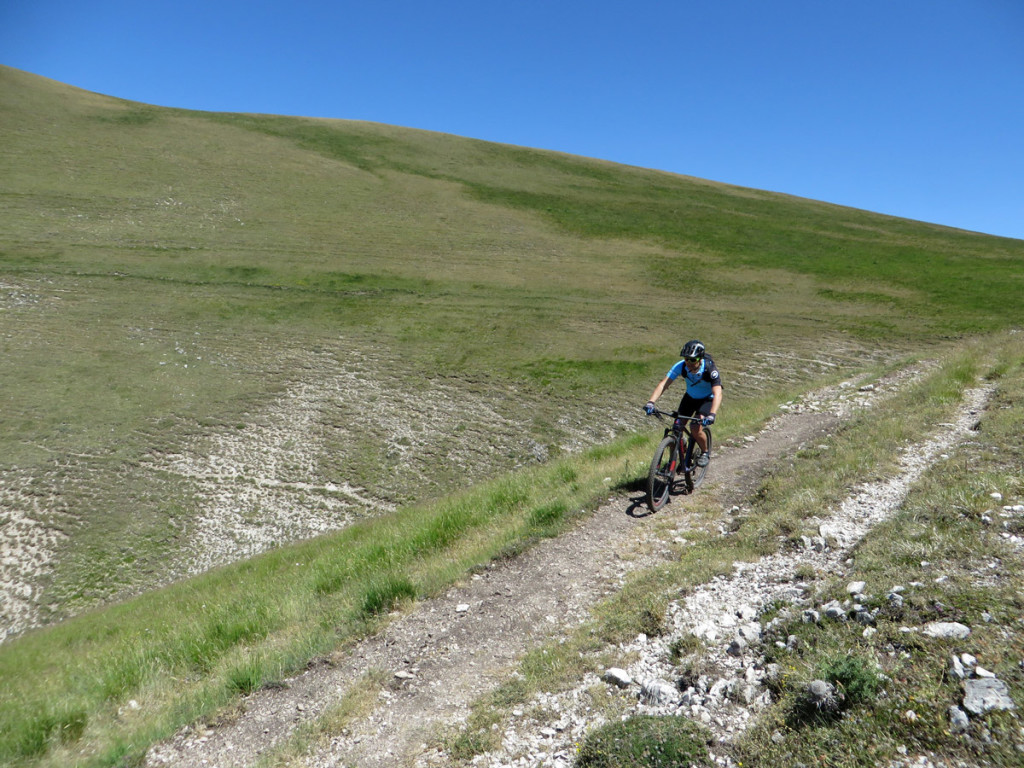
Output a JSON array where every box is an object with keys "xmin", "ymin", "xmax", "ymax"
[
  {"xmin": 679, "ymin": 688, "xmax": 701, "ymax": 706},
  {"xmin": 950, "ymin": 655, "xmax": 966, "ymax": 680},
  {"xmin": 949, "ymin": 705, "xmax": 970, "ymax": 733},
  {"xmin": 603, "ymin": 668, "xmax": 632, "ymax": 688},
  {"xmin": 963, "ymin": 678, "xmax": 1016, "ymax": 714},
  {"xmin": 707, "ymin": 678, "xmax": 734, "ymax": 703},
  {"xmin": 922, "ymin": 621, "xmax": 971, "ymax": 640},
  {"xmin": 640, "ymin": 680, "xmax": 676, "ymax": 705}
]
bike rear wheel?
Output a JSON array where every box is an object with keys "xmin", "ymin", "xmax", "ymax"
[
  {"xmin": 684, "ymin": 427, "xmax": 712, "ymax": 491},
  {"xmin": 646, "ymin": 435, "xmax": 679, "ymax": 511}
]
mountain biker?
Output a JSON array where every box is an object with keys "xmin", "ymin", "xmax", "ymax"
[{"xmin": 643, "ymin": 340, "xmax": 722, "ymax": 467}]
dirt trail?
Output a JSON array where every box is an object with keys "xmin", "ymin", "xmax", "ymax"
[{"xmin": 146, "ymin": 398, "xmax": 844, "ymax": 768}]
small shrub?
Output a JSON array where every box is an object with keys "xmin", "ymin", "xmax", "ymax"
[
  {"xmin": 637, "ymin": 600, "xmax": 666, "ymax": 638},
  {"xmin": 794, "ymin": 563, "xmax": 816, "ymax": 581},
  {"xmin": 574, "ymin": 715, "xmax": 711, "ymax": 768},
  {"xmin": 788, "ymin": 653, "xmax": 883, "ymax": 726},
  {"xmin": 820, "ymin": 653, "xmax": 882, "ymax": 706},
  {"xmin": 447, "ymin": 724, "xmax": 501, "ymax": 762}
]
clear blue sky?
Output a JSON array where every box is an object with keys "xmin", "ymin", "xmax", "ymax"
[{"xmin": 3, "ymin": 0, "xmax": 1022, "ymax": 240}]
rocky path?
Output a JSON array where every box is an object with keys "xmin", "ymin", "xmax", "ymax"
[
  {"xmin": 479, "ymin": 384, "xmax": 994, "ymax": 768},
  {"xmin": 146, "ymin": 373, "xmax": 931, "ymax": 768}
]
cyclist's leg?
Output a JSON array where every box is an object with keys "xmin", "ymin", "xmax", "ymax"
[
  {"xmin": 677, "ymin": 395, "xmax": 699, "ymax": 467},
  {"xmin": 692, "ymin": 398, "xmax": 713, "ymax": 455}
]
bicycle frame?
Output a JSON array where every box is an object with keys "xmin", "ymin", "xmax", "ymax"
[
  {"xmin": 645, "ymin": 407, "xmax": 712, "ymax": 511},
  {"xmin": 652, "ymin": 408, "xmax": 705, "ymax": 468}
]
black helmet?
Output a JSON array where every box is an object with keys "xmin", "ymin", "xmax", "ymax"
[{"xmin": 680, "ymin": 340, "xmax": 705, "ymax": 359}]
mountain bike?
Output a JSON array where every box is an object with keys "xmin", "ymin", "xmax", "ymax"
[{"xmin": 645, "ymin": 408, "xmax": 713, "ymax": 511}]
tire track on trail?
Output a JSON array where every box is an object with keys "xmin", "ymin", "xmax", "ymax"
[{"xmin": 145, "ymin": 369, "xmax": 927, "ymax": 768}]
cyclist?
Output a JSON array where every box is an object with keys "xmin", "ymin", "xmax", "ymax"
[{"xmin": 643, "ymin": 340, "xmax": 722, "ymax": 467}]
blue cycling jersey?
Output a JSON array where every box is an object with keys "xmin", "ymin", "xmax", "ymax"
[{"xmin": 667, "ymin": 355, "xmax": 722, "ymax": 400}]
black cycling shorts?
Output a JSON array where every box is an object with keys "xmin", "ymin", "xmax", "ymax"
[{"xmin": 678, "ymin": 394, "xmax": 714, "ymax": 419}]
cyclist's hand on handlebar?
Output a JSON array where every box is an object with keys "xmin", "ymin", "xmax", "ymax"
[
  {"xmin": 644, "ymin": 401, "xmax": 656, "ymax": 415},
  {"xmin": 702, "ymin": 413, "xmax": 716, "ymax": 426}
]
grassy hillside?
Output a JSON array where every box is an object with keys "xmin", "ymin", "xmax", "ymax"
[
  {"xmin": 1, "ymin": 65, "xmax": 1023, "ymax": 767},
  {"xmin": 2, "ymin": 63, "xmax": 1024, "ymax": 633}
]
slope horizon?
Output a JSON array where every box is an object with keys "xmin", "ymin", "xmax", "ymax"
[{"xmin": 6, "ymin": 63, "xmax": 1022, "ymax": 243}]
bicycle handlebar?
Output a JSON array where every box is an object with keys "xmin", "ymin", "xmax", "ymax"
[{"xmin": 646, "ymin": 407, "xmax": 705, "ymax": 422}]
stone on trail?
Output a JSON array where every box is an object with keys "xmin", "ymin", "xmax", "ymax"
[
  {"xmin": 603, "ymin": 668, "xmax": 632, "ymax": 688},
  {"xmin": 640, "ymin": 679, "xmax": 676, "ymax": 705}
]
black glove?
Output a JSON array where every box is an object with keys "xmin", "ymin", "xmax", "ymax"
[
  {"xmin": 702, "ymin": 413, "xmax": 716, "ymax": 426},
  {"xmin": 644, "ymin": 401, "xmax": 656, "ymax": 415}
]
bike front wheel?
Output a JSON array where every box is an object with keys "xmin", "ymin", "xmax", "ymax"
[
  {"xmin": 684, "ymin": 427, "xmax": 712, "ymax": 492},
  {"xmin": 646, "ymin": 436, "xmax": 679, "ymax": 512}
]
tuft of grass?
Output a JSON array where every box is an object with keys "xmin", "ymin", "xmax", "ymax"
[
  {"xmin": 819, "ymin": 654, "xmax": 883, "ymax": 708},
  {"xmin": 226, "ymin": 655, "xmax": 269, "ymax": 696},
  {"xmin": 573, "ymin": 715, "xmax": 712, "ymax": 768},
  {"xmin": 786, "ymin": 653, "xmax": 884, "ymax": 727},
  {"xmin": 359, "ymin": 576, "xmax": 417, "ymax": 617}
]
